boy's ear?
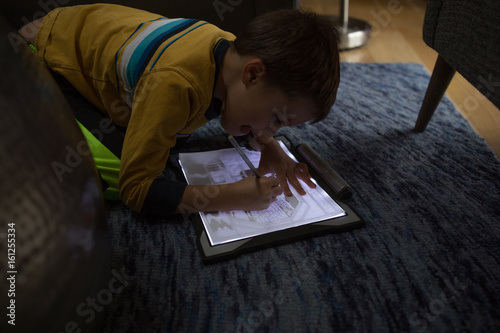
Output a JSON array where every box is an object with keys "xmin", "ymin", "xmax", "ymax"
[{"xmin": 241, "ymin": 59, "xmax": 265, "ymax": 86}]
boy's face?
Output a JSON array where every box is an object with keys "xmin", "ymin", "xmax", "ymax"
[{"xmin": 221, "ymin": 82, "xmax": 316, "ymax": 138}]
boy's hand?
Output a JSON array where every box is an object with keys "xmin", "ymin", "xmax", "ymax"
[
  {"xmin": 256, "ymin": 137, "xmax": 316, "ymax": 197},
  {"xmin": 229, "ymin": 176, "xmax": 283, "ymax": 211},
  {"xmin": 178, "ymin": 177, "xmax": 282, "ymax": 213}
]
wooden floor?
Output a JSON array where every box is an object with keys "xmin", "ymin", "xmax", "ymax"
[{"xmin": 300, "ymin": 0, "xmax": 500, "ymax": 158}]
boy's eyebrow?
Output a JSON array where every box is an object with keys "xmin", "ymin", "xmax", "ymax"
[{"xmin": 274, "ymin": 106, "xmax": 303, "ymax": 126}]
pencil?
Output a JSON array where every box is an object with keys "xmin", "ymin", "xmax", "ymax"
[{"xmin": 227, "ymin": 135, "xmax": 262, "ymax": 178}]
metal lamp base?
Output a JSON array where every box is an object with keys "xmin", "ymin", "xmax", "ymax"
[{"xmin": 323, "ymin": 16, "xmax": 371, "ymax": 51}]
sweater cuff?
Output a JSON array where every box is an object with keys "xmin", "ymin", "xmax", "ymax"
[{"xmin": 141, "ymin": 175, "xmax": 187, "ymax": 216}]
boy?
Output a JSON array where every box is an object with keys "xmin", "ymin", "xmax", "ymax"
[{"xmin": 19, "ymin": 4, "xmax": 340, "ymax": 216}]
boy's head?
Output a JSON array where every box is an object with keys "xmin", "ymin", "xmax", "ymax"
[{"xmin": 221, "ymin": 9, "xmax": 340, "ymax": 137}]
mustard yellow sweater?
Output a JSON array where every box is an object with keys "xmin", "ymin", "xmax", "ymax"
[{"xmin": 36, "ymin": 4, "xmax": 235, "ymax": 214}]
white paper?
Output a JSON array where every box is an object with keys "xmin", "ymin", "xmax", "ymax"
[{"xmin": 179, "ymin": 141, "xmax": 346, "ymax": 246}]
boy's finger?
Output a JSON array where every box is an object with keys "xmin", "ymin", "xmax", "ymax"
[
  {"xmin": 276, "ymin": 173, "xmax": 292, "ymax": 196},
  {"xmin": 267, "ymin": 176, "xmax": 280, "ymax": 187},
  {"xmin": 287, "ymin": 171, "xmax": 306, "ymax": 196},
  {"xmin": 261, "ymin": 175, "xmax": 280, "ymax": 189},
  {"xmin": 296, "ymin": 163, "xmax": 316, "ymax": 189},
  {"xmin": 272, "ymin": 185, "xmax": 283, "ymax": 197}
]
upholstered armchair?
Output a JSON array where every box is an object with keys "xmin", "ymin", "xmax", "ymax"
[{"xmin": 414, "ymin": 0, "xmax": 500, "ymax": 131}]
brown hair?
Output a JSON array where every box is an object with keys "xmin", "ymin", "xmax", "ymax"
[{"xmin": 233, "ymin": 9, "xmax": 340, "ymax": 123}]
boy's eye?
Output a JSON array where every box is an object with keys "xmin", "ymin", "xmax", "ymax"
[
  {"xmin": 272, "ymin": 107, "xmax": 289, "ymax": 127},
  {"xmin": 273, "ymin": 113, "xmax": 283, "ymax": 126}
]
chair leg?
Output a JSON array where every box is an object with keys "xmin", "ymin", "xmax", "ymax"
[{"xmin": 414, "ymin": 55, "xmax": 456, "ymax": 132}]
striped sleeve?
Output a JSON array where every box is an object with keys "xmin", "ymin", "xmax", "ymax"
[{"xmin": 114, "ymin": 18, "xmax": 209, "ymax": 106}]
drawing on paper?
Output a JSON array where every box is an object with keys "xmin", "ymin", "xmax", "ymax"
[{"xmin": 179, "ymin": 141, "xmax": 346, "ymax": 245}]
